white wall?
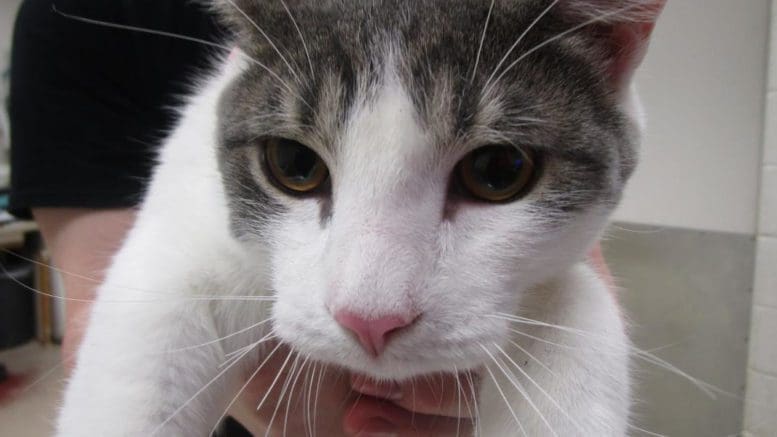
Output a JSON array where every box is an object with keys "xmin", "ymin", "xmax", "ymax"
[
  {"xmin": 0, "ymin": 0, "xmax": 22, "ymax": 80},
  {"xmin": 615, "ymin": 0, "xmax": 771, "ymax": 235},
  {"xmin": 0, "ymin": 0, "xmax": 21, "ymax": 52}
]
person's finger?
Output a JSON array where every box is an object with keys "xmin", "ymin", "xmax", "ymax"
[
  {"xmin": 343, "ymin": 396, "xmax": 474, "ymax": 437},
  {"xmin": 233, "ymin": 344, "xmax": 353, "ymax": 435},
  {"xmin": 351, "ymin": 372, "xmax": 479, "ymax": 418}
]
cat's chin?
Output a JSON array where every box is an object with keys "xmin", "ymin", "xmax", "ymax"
[
  {"xmin": 323, "ymin": 355, "xmax": 483, "ymax": 381},
  {"xmin": 283, "ymin": 339, "xmax": 488, "ymax": 381}
]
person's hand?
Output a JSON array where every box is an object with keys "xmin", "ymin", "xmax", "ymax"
[
  {"xmin": 33, "ymin": 208, "xmax": 138, "ymax": 374},
  {"xmin": 229, "ymin": 342, "xmax": 477, "ymax": 436},
  {"xmin": 229, "ymin": 343, "xmax": 352, "ymax": 436}
]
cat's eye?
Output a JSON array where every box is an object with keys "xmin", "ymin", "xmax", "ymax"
[
  {"xmin": 265, "ymin": 138, "xmax": 329, "ymax": 193},
  {"xmin": 457, "ymin": 145, "xmax": 537, "ymax": 202}
]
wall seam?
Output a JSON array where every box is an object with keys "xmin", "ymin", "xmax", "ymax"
[{"xmin": 744, "ymin": 0, "xmax": 777, "ymax": 434}]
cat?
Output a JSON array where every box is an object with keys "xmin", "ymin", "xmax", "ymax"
[{"xmin": 56, "ymin": 0, "xmax": 665, "ymax": 435}]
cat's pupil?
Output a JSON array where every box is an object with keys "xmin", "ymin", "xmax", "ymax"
[
  {"xmin": 275, "ymin": 141, "xmax": 318, "ymax": 182},
  {"xmin": 471, "ymin": 146, "xmax": 525, "ymax": 192},
  {"xmin": 457, "ymin": 145, "xmax": 536, "ymax": 202},
  {"xmin": 265, "ymin": 139, "xmax": 328, "ymax": 193}
]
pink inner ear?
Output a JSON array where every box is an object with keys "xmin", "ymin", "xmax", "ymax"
[
  {"xmin": 591, "ymin": 0, "xmax": 666, "ymax": 92},
  {"xmin": 560, "ymin": 0, "xmax": 667, "ymax": 92},
  {"xmin": 606, "ymin": 20, "xmax": 658, "ymax": 92}
]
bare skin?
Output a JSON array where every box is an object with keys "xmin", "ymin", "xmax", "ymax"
[
  {"xmin": 33, "ymin": 208, "xmax": 138, "ymax": 373},
  {"xmin": 35, "ymin": 207, "xmax": 608, "ymax": 436}
]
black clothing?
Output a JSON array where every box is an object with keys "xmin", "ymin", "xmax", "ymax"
[
  {"xmin": 9, "ymin": 0, "xmax": 226, "ymax": 218},
  {"xmin": 8, "ymin": 2, "xmax": 248, "ymax": 435}
]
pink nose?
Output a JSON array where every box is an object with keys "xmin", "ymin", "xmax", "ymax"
[{"xmin": 334, "ymin": 311, "xmax": 413, "ymax": 356}]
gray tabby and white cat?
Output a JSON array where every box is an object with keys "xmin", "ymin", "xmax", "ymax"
[{"xmin": 56, "ymin": 0, "xmax": 664, "ymax": 435}]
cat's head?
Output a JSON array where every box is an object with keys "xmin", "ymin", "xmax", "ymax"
[{"xmin": 214, "ymin": 0, "xmax": 663, "ymax": 379}]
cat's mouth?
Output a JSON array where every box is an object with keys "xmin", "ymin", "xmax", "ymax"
[
  {"xmin": 275, "ymin": 324, "xmax": 493, "ymax": 381},
  {"xmin": 316, "ymin": 348, "xmax": 485, "ymax": 381},
  {"xmin": 271, "ymin": 297, "xmax": 509, "ymax": 380}
]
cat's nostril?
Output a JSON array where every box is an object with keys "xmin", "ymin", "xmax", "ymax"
[{"xmin": 334, "ymin": 311, "xmax": 415, "ymax": 357}]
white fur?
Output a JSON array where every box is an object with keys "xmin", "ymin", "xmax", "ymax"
[
  {"xmin": 57, "ymin": 55, "xmax": 272, "ymax": 436},
  {"xmin": 57, "ymin": 49, "xmax": 634, "ymax": 437}
]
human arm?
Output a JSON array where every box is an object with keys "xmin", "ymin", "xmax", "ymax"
[{"xmin": 32, "ymin": 208, "xmax": 137, "ymax": 374}]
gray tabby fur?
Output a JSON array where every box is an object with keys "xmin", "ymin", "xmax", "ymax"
[{"xmin": 215, "ymin": 0, "xmax": 643, "ymax": 238}]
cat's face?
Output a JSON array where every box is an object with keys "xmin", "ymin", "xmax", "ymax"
[{"xmin": 216, "ymin": 0, "xmax": 660, "ymax": 379}]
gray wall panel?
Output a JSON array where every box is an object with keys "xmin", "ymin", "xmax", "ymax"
[{"xmin": 604, "ymin": 223, "xmax": 754, "ymax": 436}]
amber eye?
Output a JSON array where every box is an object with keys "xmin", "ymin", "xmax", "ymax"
[
  {"xmin": 265, "ymin": 138, "xmax": 328, "ymax": 193},
  {"xmin": 457, "ymin": 145, "xmax": 537, "ymax": 202}
]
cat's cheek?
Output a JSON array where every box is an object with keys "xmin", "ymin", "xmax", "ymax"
[{"xmin": 271, "ymin": 298, "xmax": 332, "ymax": 349}]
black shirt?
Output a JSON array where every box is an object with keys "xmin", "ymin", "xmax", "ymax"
[
  {"xmin": 8, "ymin": 4, "xmax": 253, "ymax": 435},
  {"xmin": 8, "ymin": 0, "xmax": 226, "ymax": 218}
]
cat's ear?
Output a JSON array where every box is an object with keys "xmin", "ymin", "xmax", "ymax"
[
  {"xmin": 561, "ymin": 0, "xmax": 666, "ymax": 92},
  {"xmin": 207, "ymin": 0, "xmax": 303, "ymax": 50},
  {"xmin": 207, "ymin": 1, "xmax": 256, "ymax": 23},
  {"xmin": 206, "ymin": 0, "xmax": 265, "ymax": 39}
]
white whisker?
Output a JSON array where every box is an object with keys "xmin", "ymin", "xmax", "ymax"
[
  {"xmin": 20, "ymin": 354, "xmax": 71, "ymax": 394},
  {"xmin": 0, "ymin": 255, "xmax": 275, "ymax": 304},
  {"xmin": 223, "ymin": 331, "xmax": 276, "ymax": 363},
  {"xmin": 486, "ymin": 4, "xmax": 638, "ymax": 96},
  {"xmin": 52, "ymin": 5, "xmax": 231, "ymax": 52},
  {"xmin": 256, "ymin": 348, "xmax": 294, "ymax": 414},
  {"xmin": 303, "ymin": 359, "xmax": 315, "ymax": 437},
  {"xmin": 279, "ymin": 0, "xmax": 315, "ymax": 78},
  {"xmin": 497, "ymin": 314, "xmax": 721, "ymax": 398},
  {"xmin": 209, "ymin": 341, "xmax": 284, "ymax": 436},
  {"xmin": 643, "ymin": 340, "xmax": 687, "ymax": 354},
  {"xmin": 222, "ymin": 335, "xmax": 275, "ymax": 367},
  {"xmin": 465, "ymin": 369, "xmax": 482, "ymax": 437},
  {"xmin": 312, "ymin": 364, "xmax": 326, "ymax": 434},
  {"xmin": 437, "ymin": 373, "xmax": 445, "ymax": 412},
  {"xmin": 508, "ymin": 340, "xmax": 558, "ymax": 378},
  {"xmin": 225, "ymin": 0, "xmax": 302, "ymax": 84},
  {"xmin": 481, "ymin": 353, "xmax": 528, "ymax": 437},
  {"xmin": 632, "ymin": 351, "xmax": 718, "ymax": 399},
  {"xmin": 453, "ymin": 366, "xmax": 463, "ymax": 437},
  {"xmin": 410, "ymin": 378, "xmax": 417, "ymax": 428},
  {"xmin": 221, "ymin": 346, "xmax": 256, "ymax": 369},
  {"xmin": 264, "ymin": 353, "xmax": 299, "ymax": 437},
  {"xmin": 150, "ymin": 339, "xmax": 258, "ymax": 436},
  {"xmin": 482, "ymin": 0, "xmax": 559, "ymax": 92},
  {"xmin": 454, "ymin": 365, "xmax": 475, "ymax": 424},
  {"xmin": 471, "ymin": 0, "xmax": 496, "ymax": 83},
  {"xmin": 51, "ymin": 4, "xmax": 312, "ymax": 108},
  {"xmin": 628, "ymin": 423, "xmax": 668, "ymax": 437},
  {"xmin": 496, "ymin": 343, "xmax": 584, "ymax": 434},
  {"xmin": 156, "ymin": 320, "xmax": 274, "ymax": 357},
  {"xmin": 509, "ymin": 327, "xmax": 578, "ymax": 351},
  {"xmin": 484, "ymin": 345, "xmax": 558, "ymax": 437},
  {"xmin": 283, "ymin": 355, "xmax": 309, "ymax": 437}
]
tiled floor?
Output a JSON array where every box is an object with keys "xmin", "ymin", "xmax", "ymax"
[{"xmin": 0, "ymin": 343, "xmax": 63, "ymax": 437}]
